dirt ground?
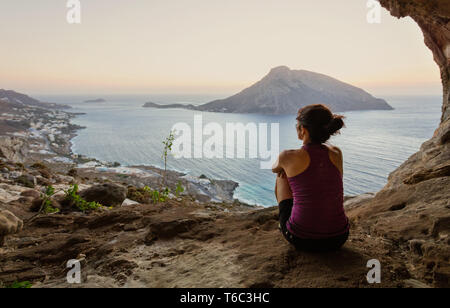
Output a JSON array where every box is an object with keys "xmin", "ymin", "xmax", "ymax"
[{"xmin": 0, "ymin": 200, "xmax": 416, "ymax": 288}]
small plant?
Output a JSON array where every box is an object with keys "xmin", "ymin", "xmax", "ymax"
[
  {"xmin": 161, "ymin": 131, "xmax": 175, "ymax": 186},
  {"xmin": 64, "ymin": 184, "xmax": 103, "ymax": 212},
  {"xmin": 142, "ymin": 186, "xmax": 171, "ymax": 204},
  {"xmin": 175, "ymin": 181, "xmax": 185, "ymax": 197},
  {"xmin": 151, "ymin": 189, "xmax": 160, "ymax": 204},
  {"xmin": 40, "ymin": 185, "xmax": 59, "ymax": 214},
  {"xmin": 142, "ymin": 186, "xmax": 153, "ymax": 194},
  {"xmin": 5, "ymin": 281, "xmax": 32, "ymax": 289},
  {"xmin": 160, "ymin": 187, "xmax": 170, "ymax": 202},
  {"xmin": 128, "ymin": 185, "xmax": 176, "ymax": 205}
]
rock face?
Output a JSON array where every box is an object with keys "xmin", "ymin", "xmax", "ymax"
[
  {"xmin": 143, "ymin": 66, "xmax": 392, "ymax": 115},
  {"xmin": 0, "ymin": 210, "xmax": 23, "ymax": 246},
  {"xmin": 79, "ymin": 183, "xmax": 127, "ymax": 207},
  {"xmin": 0, "ymin": 137, "xmax": 28, "ymax": 162},
  {"xmin": 347, "ymin": 0, "xmax": 450, "ymax": 287}
]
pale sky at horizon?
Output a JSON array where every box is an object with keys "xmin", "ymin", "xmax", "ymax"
[{"xmin": 0, "ymin": 0, "xmax": 442, "ymax": 97}]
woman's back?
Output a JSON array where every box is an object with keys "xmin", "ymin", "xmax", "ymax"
[{"xmin": 286, "ymin": 143, "xmax": 349, "ymax": 239}]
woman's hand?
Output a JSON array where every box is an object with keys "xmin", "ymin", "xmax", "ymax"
[{"xmin": 277, "ymin": 170, "xmax": 287, "ymax": 178}]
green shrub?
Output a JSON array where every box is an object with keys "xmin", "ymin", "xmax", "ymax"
[
  {"xmin": 175, "ymin": 181, "xmax": 185, "ymax": 197},
  {"xmin": 127, "ymin": 185, "xmax": 175, "ymax": 205},
  {"xmin": 64, "ymin": 184, "xmax": 103, "ymax": 212},
  {"xmin": 40, "ymin": 186, "xmax": 59, "ymax": 214},
  {"xmin": 5, "ymin": 281, "xmax": 32, "ymax": 289}
]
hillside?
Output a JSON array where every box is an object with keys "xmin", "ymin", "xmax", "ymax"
[{"xmin": 0, "ymin": 89, "xmax": 70, "ymax": 110}]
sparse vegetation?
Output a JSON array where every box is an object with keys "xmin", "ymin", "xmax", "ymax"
[
  {"xmin": 4, "ymin": 281, "xmax": 32, "ymax": 289},
  {"xmin": 40, "ymin": 185, "xmax": 59, "ymax": 214},
  {"xmin": 175, "ymin": 181, "xmax": 185, "ymax": 197},
  {"xmin": 144, "ymin": 186, "xmax": 170, "ymax": 204},
  {"xmin": 127, "ymin": 185, "xmax": 175, "ymax": 204},
  {"xmin": 161, "ymin": 131, "xmax": 175, "ymax": 186},
  {"xmin": 126, "ymin": 131, "xmax": 184, "ymax": 206},
  {"xmin": 64, "ymin": 184, "xmax": 103, "ymax": 212}
]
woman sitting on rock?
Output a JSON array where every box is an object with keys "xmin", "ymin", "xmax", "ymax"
[{"xmin": 272, "ymin": 104, "xmax": 349, "ymax": 252}]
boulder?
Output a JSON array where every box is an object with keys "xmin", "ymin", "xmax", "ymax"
[
  {"xmin": 79, "ymin": 183, "xmax": 127, "ymax": 207},
  {"xmin": 0, "ymin": 210, "xmax": 23, "ymax": 246},
  {"xmin": 20, "ymin": 190, "xmax": 41, "ymax": 199},
  {"xmin": 122, "ymin": 199, "xmax": 140, "ymax": 207},
  {"xmin": 0, "ymin": 136, "xmax": 28, "ymax": 162},
  {"xmin": 16, "ymin": 174, "xmax": 36, "ymax": 188}
]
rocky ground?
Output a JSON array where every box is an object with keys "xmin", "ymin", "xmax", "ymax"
[{"xmin": 0, "ymin": 159, "xmax": 442, "ymax": 288}]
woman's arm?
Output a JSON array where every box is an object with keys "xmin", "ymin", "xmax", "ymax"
[{"xmin": 272, "ymin": 151, "xmax": 287, "ymax": 174}]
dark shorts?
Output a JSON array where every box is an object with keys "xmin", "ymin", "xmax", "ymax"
[{"xmin": 278, "ymin": 199, "xmax": 349, "ymax": 252}]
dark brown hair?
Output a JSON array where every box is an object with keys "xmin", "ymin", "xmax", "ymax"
[{"xmin": 296, "ymin": 104, "xmax": 345, "ymax": 144}]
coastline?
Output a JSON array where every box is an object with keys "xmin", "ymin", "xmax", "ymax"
[{"xmin": 0, "ymin": 99, "xmax": 253, "ymax": 207}]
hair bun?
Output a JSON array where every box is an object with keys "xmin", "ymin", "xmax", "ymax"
[{"xmin": 325, "ymin": 115, "xmax": 345, "ymax": 135}]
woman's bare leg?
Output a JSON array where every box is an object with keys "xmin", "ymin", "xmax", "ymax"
[{"xmin": 275, "ymin": 172, "xmax": 293, "ymax": 204}]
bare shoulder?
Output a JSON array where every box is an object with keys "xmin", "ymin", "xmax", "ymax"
[
  {"xmin": 325, "ymin": 144, "xmax": 342, "ymax": 156},
  {"xmin": 283, "ymin": 148, "xmax": 307, "ymax": 156},
  {"xmin": 279, "ymin": 148, "xmax": 308, "ymax": 163}
]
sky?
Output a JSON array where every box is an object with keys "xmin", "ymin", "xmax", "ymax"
[{"xmin": 0, "ymin": 0, "xmax": 442, "ymax": 97}]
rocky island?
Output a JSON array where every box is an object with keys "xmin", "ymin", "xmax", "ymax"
[
  {"xmin": 143, "ymin": 102, "xmax": 197, "ymax": 110},
  {"xmin": 143, "ymin": 66, "xmax": 393, "ymax": 115},
  {"xmin": 84, "ymin": 99, "xmax": 106, "ymax": 103}
]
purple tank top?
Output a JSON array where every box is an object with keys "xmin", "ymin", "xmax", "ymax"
[{"xmin": 287, "ymin": 143, "xmax": 349, "ymax": 239}]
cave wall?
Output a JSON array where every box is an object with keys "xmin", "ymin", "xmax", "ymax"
[
  {"xmin": 346, "ymin": 0, "xmax": 450, "ymax": 286},
  {"xmin": 377, "ymin": 0, "xmax": 450, "ymax": 188}
]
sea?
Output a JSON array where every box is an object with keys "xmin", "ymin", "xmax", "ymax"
[{"xmin": 37, "ymin": 94, "xmax": 442, "ymax": 207}]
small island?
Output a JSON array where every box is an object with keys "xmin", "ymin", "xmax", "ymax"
[
  {"xmin": 143, "ymin": 102, "xmax": 197, "ymax": 110},
  {"xmin": 84, "ymin": 98, "xmax": 106, "ymax": 103}
]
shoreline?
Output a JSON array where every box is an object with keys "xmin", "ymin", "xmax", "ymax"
[
  {"xmin": 0, "ymin": 99, "xmax": 255, "ymax": 207},
  {"xmin": 66, "ymin": 108, "xmax": 265, "ymax": 207}
]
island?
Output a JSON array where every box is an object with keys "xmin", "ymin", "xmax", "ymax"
[
  {"xmin": 84, "ymin": 98, "xmax": 106, "ymax": 103},
  {"xmin": 142, "ymin": 66, "xmax": 393, "ymax": 115},
  {"xmin": 143, "ymin": 102, "xmax": 197, "ymax": 110}
]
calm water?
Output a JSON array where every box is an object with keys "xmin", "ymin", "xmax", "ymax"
[{"xmin": 38, "ymin": 95, "xmax": 442, "ymax": 206}]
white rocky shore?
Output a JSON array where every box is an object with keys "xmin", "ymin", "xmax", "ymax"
[{"xmin": 0, "ymin": 96, "xmax": 247, "ymax": 206}]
